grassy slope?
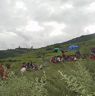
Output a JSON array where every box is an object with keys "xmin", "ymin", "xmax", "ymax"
[
  {"xmin": 0, "ymin": 33, "xmax": 95, "ymax": 96},
  {"xmin": 0, "ymin": 33, "xmax": 95, "ymax": 59}
]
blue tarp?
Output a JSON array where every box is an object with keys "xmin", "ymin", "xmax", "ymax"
[{"xmin": 68, "ymin": 45, "xmax": 80, "ymax": 51}]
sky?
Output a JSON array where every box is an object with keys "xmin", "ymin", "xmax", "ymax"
[{"xmin": 0, "ymin": 0, "xmax": 95, "ymax": 50}]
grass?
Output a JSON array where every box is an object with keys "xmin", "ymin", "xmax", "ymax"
[
  {"xmin": 0, "ymin": 57, "xmax": 95, "ymax": 96},
  {"xmin": 0, "ymin": 36, "xmax": 95, "ymax": 96}
]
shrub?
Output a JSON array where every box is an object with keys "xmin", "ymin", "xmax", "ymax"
[
  {"xmin": 58, "ymin": 62, "xmax": 95, "ymax": 96},
  {"xmin": 0, "ymin": 71, "xmax": 47, "ymax": 96}
]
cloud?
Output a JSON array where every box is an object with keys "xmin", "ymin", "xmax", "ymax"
[
  {"xmin": 14, "ymin": 21, "xmax": 66, "ymax": 48},
  {"xmin": 60, "ymin": 3, "xmax": 73, "ymax": 10},
  {"xmin": 0, "ymin": 31, "xmax": 25, "ymax": 49},
  {"xmin": 43, "ymin": 21, "xmax": 66, "ymax": 37},
  {"xmin": 85, "ymin": 2, "xmax": 95, "ymax": 13},
  {"xmin": 0, "ymin": 0, "xmax": 95, "ymax": 49},
  {"xmin": 84, "ymin": 24, "xmax": 95, "ymax": 34}
]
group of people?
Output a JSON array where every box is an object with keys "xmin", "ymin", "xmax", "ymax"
[
  {"xmin": 21, "ymin": 62, "xmax": 38, "ymax": 70},
  {"xmin": 20, "ymin": 62, "xmax": 40, "ymax": 75},
  {"xmin": 51, "ymin": 46, "xmax": 95, "ymax": 64},
  {"xmin": 0, "ymin": 47, "xmax": 95, "ymax": 79},
  {"xmin": 0, "ymin": 62, "xmax": 39, "ymax": 79},
  {"xmin": 51, "ymin": 50, "xmax": 82, "ymax": 64}
]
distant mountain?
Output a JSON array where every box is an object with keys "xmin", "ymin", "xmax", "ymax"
[
  {"xmin": 0, "ymin": 33, "xmax": 95, "ymax": 59},
  {"xmin": 45, "ymin": 33, "xmax": 95, "ymax": 48},
  {"xmin": 64, "ymin": 33, "xmax": 95, "ymax": 44},
  {"xmin": 0, "ymin": 47, "xmax": 34, "ymax": 59}
]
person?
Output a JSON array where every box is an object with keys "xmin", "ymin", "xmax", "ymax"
[
  {"xmin": 91, "ymin": 48, "xmax": 95, "ymax": 55},
  {"xmin": 30, "ymin": 62, "xmax": 34, "ymax": 69},
  {"xmin": 0, "ymin": 64, "xmax": 8, "ymax": 80},
  {"xmin": 50, "ymin": 57, "xmax": 56, "ymax": 64},
  {"xmin": 61, "ymin": 50, "xmax": 68, "ymax": 62},
  {"xmin": 75, "ymin": 50, "xmax": 81, "ymax": 58},
  {"xmin": 21, "ymin": 62, "xmax": 27, "ymax": 68},
  {"xmin": 20, "ymin": 67, "xmax": 26, "ymax": 75},
  {"xmin": 26, "ymin": 62, "xmax": 30, "ymax": 69},
  {"xmin": 5, "ymin": 64, "xmax": 11, "ymax": 69},
  {"xmin": 61, "ymin": 50, "xmax": 65, "ymax": 57}
]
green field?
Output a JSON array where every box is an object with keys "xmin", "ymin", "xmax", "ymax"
[{"xmin": 0, "ymin": 34, "xmax": 95, "ymax": 96}]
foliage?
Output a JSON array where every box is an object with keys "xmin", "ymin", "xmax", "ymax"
[
  {"xmin": 0, "ymin": 33, "xmax": 95, "ymax": 96},
  {"xmin": 58, "ymin": 62, "xmax": 95, "ymax": 96},
  {"xmin": 0, "ymin": 71, "xmax": 47, "ymax": 96}
]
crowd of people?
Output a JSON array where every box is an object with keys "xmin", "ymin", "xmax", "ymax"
[
  {"xmin": 50, "ymin": 50, "xmax": 82, "ymax": 64},
  {"xmin": 0, "ymin": 47, "xmax": 95, "ymax": 80},
  {"xmin": 21, "ymin": 62, "xmax": 38, "ymax": 70}
]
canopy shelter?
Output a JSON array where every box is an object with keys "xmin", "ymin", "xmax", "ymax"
[
  {"xmin": 53, "ymin": 48, "xmax": 62, "ymax": 56},
  {"xmin": 68, "ymin": 45, "xmax": 80, "ymax": 51},
  {"xmin": 53, "ymin": 48, "xmax": 60, "ymax": 52}
]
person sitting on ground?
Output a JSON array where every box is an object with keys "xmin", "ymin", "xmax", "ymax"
[
  {"xmin": 26, "ymin": 62, "xmax": 30, "ymax": 69},
  {"xmin": 75, "ymin": 50, "xmax": 81, "ymax": 58},
  {"xmin": 61, "ymin": 50, "xmax": 66, "ymax": 57},
  {"xmin": 91, "ymin": 48, "xmax": 95, "ymax": 55},
  {"xmin": 5, "ymin": 64, "xmax": 11, "ymax": 70},
  {"xmin": 30, "ymin": 62, "xmax": 34, "ymax": 69},
  {"xmin": 21, "ymin": 62, "xmax": 27, "ymax": 68}
]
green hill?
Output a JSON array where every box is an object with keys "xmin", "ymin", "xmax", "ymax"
[
  {"xmin": 0, "ymin": 33, "xmax": 95, "ymax": 96},
  {"xmin": 0, "ymin": 33, "xmax": 95, "ymax": 59}
]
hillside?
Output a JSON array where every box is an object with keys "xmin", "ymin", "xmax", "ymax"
[
  {"xmin": 0, "ymin": 47, "xmax": 34, "ymax": 59},
  {"xmin": 0, "ymin": 33, "xmax": 95, "ymax": 59},
  {"xmin": 0, "ymin": 33, "xmax": 95, "ymax": 96}
]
